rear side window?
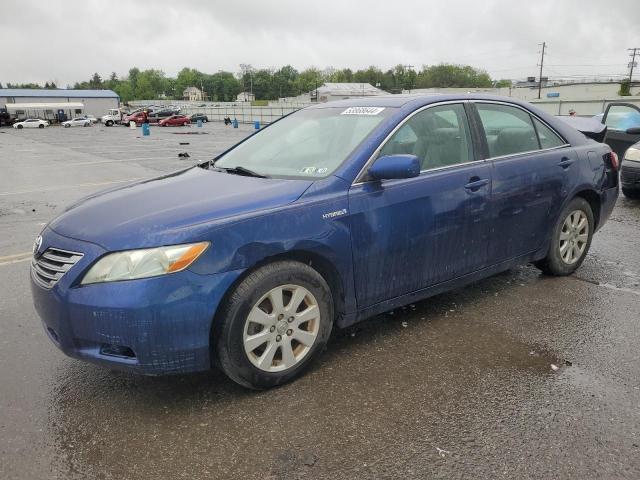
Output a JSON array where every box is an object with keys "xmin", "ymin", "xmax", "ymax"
[
  {"xmin": 532, "ymin": 117, "xmax": 565, "ymax": 149},
  {"xmin": 476, "ymin": 104, "xmax": 539, "ymax": 157},
  {"xmin": 379, "ymin": 103, "xmax": 473, "ymax": 170}
]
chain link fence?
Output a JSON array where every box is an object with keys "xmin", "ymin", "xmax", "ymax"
[{"xmin": 129, "ymin": 100, "xmax": 313, "ymax": 124}]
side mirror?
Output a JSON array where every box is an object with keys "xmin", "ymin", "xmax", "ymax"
[
  {"xmin": 626, "ymin": 127, "xmax": 640, "ymax": 135},
  {"xmin": 368, "ymin": 154, "xmax": 421, "ymax": 180}
]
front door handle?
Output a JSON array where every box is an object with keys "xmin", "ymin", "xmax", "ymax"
[
  {"xmin": 464, "ymin": 177, "xmax": 489, "ymax": 192},
  {"xmin": 558, "ymin": 157, "xmax": 574, "ymax": 169}
]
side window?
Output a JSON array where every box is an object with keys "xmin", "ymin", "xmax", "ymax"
[
  {"xmin": 476, "ymin": 103, "xmax": 539, "ymax": 157},
  {"xmin": 379, "ymin": 104, "xmax": 473, "ymax": 170},
  {"xmin": 603, "ymin": 105, "xmax": 640, "ymax": 131},
  {"xmin": 532, "ymin": 117, "xmax": 565, "ymax": 149}
]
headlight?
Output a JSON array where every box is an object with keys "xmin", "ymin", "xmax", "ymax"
[
  {"xmin": 81, "ymin": 242, "xmax": 209, "ymax": 285},
  {"xmin": 624, "ymin": 146, "xmax": 640, "ymax": 162}
]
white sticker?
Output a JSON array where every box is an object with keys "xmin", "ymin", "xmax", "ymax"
[
  {"xmin": 341, "ymin": 107, "xmax": 385, "ymax": 116},
  {"xmin": 317, "ymin": 167, "xmax": 328, "ymax": 174},
  {"xmin": 301, "ymin": 166, "xmax": 316, "ymax": 174}
]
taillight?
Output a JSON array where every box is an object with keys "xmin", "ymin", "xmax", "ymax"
[
  {"xmin": 610, "ymin": 151, "xmax": 619, "ymax": 170},
  {"xmin": 604, "ymin": 151, "xmax": 619, "ymax": 170}
]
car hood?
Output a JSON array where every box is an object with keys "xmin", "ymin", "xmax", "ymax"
[{"xmin": 49, "ymin": 167, "xmax": 313, "ymax": 250}]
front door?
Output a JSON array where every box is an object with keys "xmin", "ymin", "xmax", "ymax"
[{"xmin": 348, "ymin": 103, "xmax": 492, "ymax": 308}]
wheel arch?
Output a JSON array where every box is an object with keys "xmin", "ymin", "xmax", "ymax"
[
  {"xmin": 211, "ymin": 249, "xmax": 346, "ymax": 334},
  {"xmin": 573, "ymin": 189, "xmax": 601, "ymax": 230}
]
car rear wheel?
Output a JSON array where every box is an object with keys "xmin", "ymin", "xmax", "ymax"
[
  {"xmin": 535, "ymin": 197, "xmax": 594, "ymax": 276},
  {"xmin": 183, "ymin": 121, "xmax": 189, "ymax": 126},
  {"xmin": 214, "ymin": 260, "xmax": 333, "ymax": 389},
  {"xmin": 64, "ymin": 124, "xmax": 70, "ymax": 128},
  {"xmin": 202, "ymin": 119, "xmax": 207, "ymax": 123},
  {"xmin": 105, "ymin": 120, "xmax": 114, "ymax": 126},
  {"xmin": 622, "ymin": 187, "xmax": 640, "ymax": 200},
  {"xmin": 39, "ymin": 124, "xmax": 45, "ymax": 128}
]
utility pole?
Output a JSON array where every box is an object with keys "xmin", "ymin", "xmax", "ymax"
[
  {"xmin": 629, "ymin": 47, "xmax": 639, "ymax": 82},
  {"xmin": 537, "ymin": 42, "xmax": 546, "ymax": 99}
]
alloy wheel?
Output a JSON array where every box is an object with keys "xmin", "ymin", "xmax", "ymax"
[
  {"xmin": 559, "ymin": 210, "xmax": 589, "ymax": 265},
  {"xmin": 243, "ymin": 284, "xmax": 320, "ymax": 372}
]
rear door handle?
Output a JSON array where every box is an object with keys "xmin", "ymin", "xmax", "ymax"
[
  {"xmin": 464, "ymin": 178, "xmax": 490, "ymax": 192},
  {"xmin": 558, "ymin": 157, "xmax": 574, "ymax": 169}
]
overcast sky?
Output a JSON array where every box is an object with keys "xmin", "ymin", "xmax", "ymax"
[{"xmin": 1, "ymin": 0, "xmax": 638, "ymax": 86}]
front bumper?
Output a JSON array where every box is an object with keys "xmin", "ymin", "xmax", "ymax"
[
  {"xmin": 30, "ymin": 228, "xmax": 242, "ymax": 375},
  {"xmin": 621, "ymin": 161, "xmax": 640, "ymax": 191}
]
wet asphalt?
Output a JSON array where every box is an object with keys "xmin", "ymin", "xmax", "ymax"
[{"xmin": 0, "ymin": 123, "xmax": 639, "ymax": 479}]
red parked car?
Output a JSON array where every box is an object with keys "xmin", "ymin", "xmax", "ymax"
[
  {"xmin": 123, "ymin": 112, "xmax": 149, "ymax": 126},
  {"xmin": 159, "ymin": 115, "xmax": 190, "ymax": 127}
]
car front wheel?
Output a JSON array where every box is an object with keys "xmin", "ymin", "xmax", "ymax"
[
  {"xmin": 535, "ymin": 197, "xmax": 594, "ymax": 276},
  {"xmin": 17, "ymin": 125, "xmax": 23, "ymax": 129},
  {"xmin": 214, "ymin": 261, "xmax": 333, "ymax": 389}
]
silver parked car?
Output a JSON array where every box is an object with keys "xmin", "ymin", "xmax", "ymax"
[{"xmin": 62, "ymin": 117, "xmax": 92, "ymax": 128}]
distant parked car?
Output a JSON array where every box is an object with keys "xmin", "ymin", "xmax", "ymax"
[
  {"xmin": 13, "ymin": 118, "xmax": 48, "ymax": 129},
  {"xmin": 190, "ymin": 113, "xmax": 209, "ymax": 123},
  {"xmin": 62, "ymin": 117, "xmax": 92, "ymax": 128},
  {"xmin": 122, "ymin": 112, "xmax": 150, "ymax": 126},
  {"xmin": 159, "ymin": 114, "xmax": 191, "ymax": 126},
  {"xmin": 149, "ymin": 109, "xmax": 179, "ymax": 123}
]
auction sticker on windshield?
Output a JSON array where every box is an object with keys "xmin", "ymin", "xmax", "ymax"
[{"xmin": 341, "ymin": 107, "xmax": 385, "ymax": 115}]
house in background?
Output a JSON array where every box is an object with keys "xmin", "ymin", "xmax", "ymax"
[{"xmin": 183, "ymin": 86, "xmax": 207, "ymax": 101}]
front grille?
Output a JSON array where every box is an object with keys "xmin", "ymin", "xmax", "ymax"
[{"xmin": 31, "ymin": 247, "xmax": 83, "ymax": 289}]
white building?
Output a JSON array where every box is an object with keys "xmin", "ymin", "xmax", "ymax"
[
  {"xmin": 236, "ymin": 91, "xmax": 256, "ymax": 102},
  {"xmin": 311, "ymin": 83, "xmax": 387, "ymax": 102},
  {"xmin": 183, "ymin": 86, "xmax": 206, "ymax": 101},
  {"xmin": 0, "ymin": 88, "xmax": 119, "ymax": 120}
]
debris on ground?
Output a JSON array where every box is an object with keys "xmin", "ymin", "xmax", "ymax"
[
  {"xmin": 178, "ymin": 152, "xmax": 190, "ymax": 158},
  {"xmin": 301, "ymin": 453, "xmax": 317, "ymax": 466},
  {"xmin": 551, "ymin": 364, "xmax": 559, "ymax": 371},
  {"xmin": 401, "ymin": 321, "xmax": 408, "ymax": 328},
  {"xmin": 179, "ymin": 142, "xmax": 190, "ymax": 145},
  {"xmin": 435, "ymin": 447, "xmax": 450, "ymax": 457}
]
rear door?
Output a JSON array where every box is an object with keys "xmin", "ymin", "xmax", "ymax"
[
  {"xmin": 348, "ymin": 102, "xmax": 492, "ymax": 308},
  {"xmin": 471, "ymin": 102, "xmax": 574, "ymax": 264}
]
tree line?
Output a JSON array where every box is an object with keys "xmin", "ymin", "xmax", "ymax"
[{"xmin": 2, "ymin": 64, "xmax": 511, "ymax": 103}]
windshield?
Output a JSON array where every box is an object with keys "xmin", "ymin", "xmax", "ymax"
[{"xmin": 214, "ymin": 106, "xmax": 393, "ymax": 178}]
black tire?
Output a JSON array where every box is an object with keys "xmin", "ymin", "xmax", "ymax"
[
  {"xmin": 17, "ymin": 124, "xmax": 23, "ymax": 129},
  {"xmin": 535, "ymin": 197, "xmax": 594, "ymax": 276},
  {"xmin": 105, "ymin": 120, "xmax": 114, "ymax": 127},
  {"xmin": 622, "ymin": 187, "xmax": 640, "ymax": 200},
  {"xmin": 214, "ymin": 260, "xmax": 333, "ymax": 389},
  {"xmin": 64, "ymin": 124, "xmax": 70, "ymax": 128},
  {"xmin": 39, "ymin": 124, "xmax": 45, "ymax": 129},
  {"xmin": 202, "ymin": 118, "xmax": 207, "ymax": 123}
]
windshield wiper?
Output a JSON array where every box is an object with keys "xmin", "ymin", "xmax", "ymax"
[
  {"xmin": 218, "ymin": 165, "xmax": 269, "ymax": 178},
  {"xmin": 204, "ymin": 160, "xmax": 270, "ymax": 178}
]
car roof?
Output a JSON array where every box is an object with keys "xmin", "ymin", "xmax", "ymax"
[{"xmin": 306, "ymin": 93, "xmax": 540, "ymax": 110}]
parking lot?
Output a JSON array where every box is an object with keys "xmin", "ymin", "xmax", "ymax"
[{"xmin": 1, "ymin": 123, "xmax": 640, "ymax": 479}]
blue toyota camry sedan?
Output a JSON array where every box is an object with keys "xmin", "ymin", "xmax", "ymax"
[{"xmin": 31, "ymin": 95, "xmax": 619, "ymax": 389}]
